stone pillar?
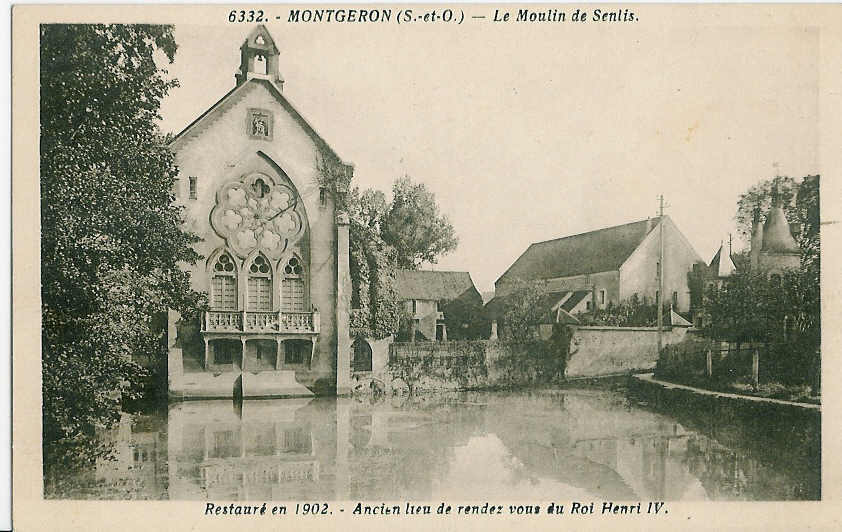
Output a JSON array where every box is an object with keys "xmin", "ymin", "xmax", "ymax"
[
  {"xmin": 241, "ymin": 337, "xmax": 247, "ymax": 371},
  {"xmin": 410, "ymin": 320, "xmax": 417, "ymax": 343},
  {"xmin": 490, "ymin": 320, "xmax": 498, "ymax": 340},
  {"xmin": 167, "ymin": 309, "xmax": 181, "ymax": 349},
  {"xmin": 275, "ymin": 338, "xmax": 283, "ymax": 370},
  {"xmin": 335, "ymin": 213, "xmax": 352, "ymax": 395},
  {"xmin": 203, "ymin": 338, "xmax": 210, "ymax": 370}
]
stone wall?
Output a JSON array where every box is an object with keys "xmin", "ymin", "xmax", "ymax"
[
  {"xmin": 350, "ymin": 340, "xmax": 565, "ymax": 395},
  {"xmin": 566, "ymin": 325, "xmax": 688, "ymax": 378},
  {"xmin": 350, "ymin": 325, "xmax": 690, "ymax": 395}
]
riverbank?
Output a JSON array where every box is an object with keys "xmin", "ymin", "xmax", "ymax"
[
  {"xmin": 631, "ymin": 373, "xmax": 820, "ymax": 411},
  {"xmin": 627, "ymin": 372, "xmax": 820, "ymax": 499}
]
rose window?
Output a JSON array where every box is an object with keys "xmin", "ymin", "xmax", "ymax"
[{"xmin": 210, "ymin": 172, "xmax": 306, "ymax": 260}]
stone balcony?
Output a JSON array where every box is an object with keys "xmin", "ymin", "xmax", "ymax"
[{"xmin": 203, "ymin": 310, "xmax": 320, "ymax": 334}]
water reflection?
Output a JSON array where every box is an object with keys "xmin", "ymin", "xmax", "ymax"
[{"xmin": 60, "ymin": 389, "xmax": 817, "ymax": 500}]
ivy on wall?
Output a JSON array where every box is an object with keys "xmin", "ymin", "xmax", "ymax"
[{"xmin": 314, "ymin": 148, "xmax": 402, "ymax": 340}]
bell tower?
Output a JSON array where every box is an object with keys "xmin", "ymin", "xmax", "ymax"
[{"xmin": 236, "ymin": 25, "xmax": 284, "ymax": 89}]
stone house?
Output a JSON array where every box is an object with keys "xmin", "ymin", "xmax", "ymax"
[
  {"xmin": 166, "ymin": 26, "xmax": 352, "ymax": 399},
  {"xmin": 487, "ymin": 216, "xmax": 702, "ymax": 334},
  {"xmin": 394, "ymin": 270, "xmax": 484, "ymax": 341}
]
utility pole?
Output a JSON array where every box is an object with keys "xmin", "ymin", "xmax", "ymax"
[{"xmin": 657, "ymin": 195, "xmax": 666, "ymax": 355}]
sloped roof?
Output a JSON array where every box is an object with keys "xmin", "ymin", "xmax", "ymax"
[
  {"xmin": 708, "ymin": 243, "xmax": 736, "ymax": 278},
  {"xmin": 394, "ymin": 270, "xmax": 477, "ymax": 301},
  {"xmin": 561, "ymin": 291, "xmax": 591, "ymax": 312},
  {"xmin": 670, "ymin": 309, "xmax": 693, "ymax": 327},
  {"xmin": 498, "ymin": 218, "xmax": 662, "ymax": 283},
  {"xmin": 484, "ymin": 290, "xmax": 583, "ymax": 325}
]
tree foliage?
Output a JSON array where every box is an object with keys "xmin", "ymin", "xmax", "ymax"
[
  {"xmin": 500, "ymin": 280, "xmax": 548, "ymax": 343},
  {"xmin": 702, "ymin": 174, "xmax": 820, "ymax": 385},
  {"xmin": 346, "ymin": 191, "xmax": 403, "ymax": 340},
  {"xmin": 795, "ymin": 175, "xmax": 820, "ymax": 275},
  {"xmin": 735, "ymin": 174, "xmax": 820, "ymax": 270},
  {"xmin": 735, "ymin": 175, "xmax": 798, "ymax": 242},
  {"xmin": 701, "ymin": 269, "xmax": 819, "ymax": 383},
  {"xmin": 344, "ymin": 175, "xmax": 459, "ymax": 337},
  {"xmin": 40, "ymin": 24, "xmax": 204, "ymax": 466},
  {"xmin": 380, "ymin": 175, "xmax": 459, "ymax": 269},
  {"xmin": 576, "ymin": 296, "xmax": 673, "ymax": 327}
]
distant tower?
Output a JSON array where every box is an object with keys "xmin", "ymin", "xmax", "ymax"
[
  {"xmin": 755, "ymin": 187, "xmax": 801, "ymax": 274},
  {"xmin": 235, "ymin": 25, "xmax": 284, "ymax": 89},
  {"xmin": 709, "ymin": 240, "xmax": 736, "ymax": 287}
]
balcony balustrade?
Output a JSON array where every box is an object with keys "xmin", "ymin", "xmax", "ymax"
[{"xmin": 204, "ymin": 310, "xmax": 320, "ymax": 334}]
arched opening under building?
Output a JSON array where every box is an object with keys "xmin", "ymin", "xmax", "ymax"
[{"xmin": 352, "ymin": 338, "xmax": 373, "ymax": 372}]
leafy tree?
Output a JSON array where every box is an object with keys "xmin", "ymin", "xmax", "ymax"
[
  {"xmin": 500, "ymin": 280, "xmax": 547, "ymax": 343},
  {"xmin": 795, "ymin": 175, "xmax": 820, "ymax": 274},
  {"xmin": 735, "ymin": 175, "xmax": 798, "ymax": 242},
  {"xmin": 345, "ymin": 175, "xmax": 459, "ymax": 337},
  {"xmin": 702, "ymin": 268, "xmax": 819, "ymax": 384},
  {"xmin": 702, "ymin": 270, "xmax": 769, "ymax": 345},
  {"xmin": 441, "ymin": 293, "xmax": 490, "ymax": 341},
  {"xmin": 381, "ymin": 175, "xmax": 459, "ymax": 269},
  {"xmin": 40, "ymin": 24, "xmax": 203, "ymax": 467}
]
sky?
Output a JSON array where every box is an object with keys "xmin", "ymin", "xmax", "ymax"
[{"xmin": 158, "ymin": 16, "xmax": 819, "ymax": 293}]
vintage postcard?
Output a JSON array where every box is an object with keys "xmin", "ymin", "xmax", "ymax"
[{"xmin": 11, "ymin": 3, "xmax": 842, "ymax": 531}]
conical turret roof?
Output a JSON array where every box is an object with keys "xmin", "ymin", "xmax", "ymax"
[
  {"xmin": 709, "ymin": 242, "xmax": 736, "ymax": 278},
  {"xmin": 761, "ymin": 205, "xmax": 800, "ymax": 254}
]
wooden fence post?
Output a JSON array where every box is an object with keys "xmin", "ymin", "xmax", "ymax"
[
  {"xmin": 752, "ymin": 349, "xmax": 759, "ymax": 391},
  {"xmin": 706, "ymin": 349, "xmax": 712, "ymax": 378}
]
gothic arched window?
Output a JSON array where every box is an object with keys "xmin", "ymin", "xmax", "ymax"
[
  {"xmin": 247, "ymin": 254, "xmax": 272, "ymax": 311},
  {"xmin": 281, "ymin": 256, "xmax": 306, "ymax": 312},
  {"xmin": 211, "ymin": 253, "xmax": 237, "ymax": 310}
]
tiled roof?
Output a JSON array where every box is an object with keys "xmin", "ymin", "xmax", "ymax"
[
  {"xmin": 498, "ymin": 218, "xmax": 662, "ymax": 283},
  {"xmin": 394, "ymin": 270, "xmax": 477, "ymax": 301}
]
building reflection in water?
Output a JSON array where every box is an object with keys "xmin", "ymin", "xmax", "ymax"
[{"xmin": 86, "ymin": 390, "xmax": 817, "ymax": 501}]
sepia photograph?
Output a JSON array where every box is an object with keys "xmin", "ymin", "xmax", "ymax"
[{"xmin": 11, "ymin": 3, "xmax": 842, "ymax": 530}]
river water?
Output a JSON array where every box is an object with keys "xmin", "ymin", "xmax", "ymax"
[{"xmin": 45, "ymin": 386, "xmax": 819, "ymax": 500}]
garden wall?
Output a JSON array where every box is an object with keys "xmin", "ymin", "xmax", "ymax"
[{"xmin": 565, "ymin": 325, "xmax": 688, "ymax": 378}]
